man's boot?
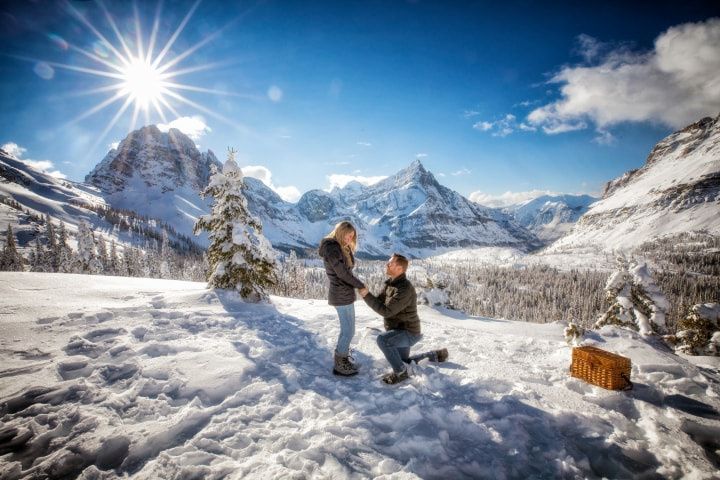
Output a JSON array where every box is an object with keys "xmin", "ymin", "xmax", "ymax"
[
  {"xmin": 433, "ymin": 348, "xmax": 449, "ymax": 362},
  {"xmin": 333, "ymin": 351, "xmax": 358, "ymax": 376}
]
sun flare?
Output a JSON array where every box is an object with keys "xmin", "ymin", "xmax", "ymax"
[
  {"xmin": 120, "ymin": 57, "xmax": 165, "ymax": 109},
  {"xmin": 18, "ymin": 0, "xmax": 243, "ymax": 155}
]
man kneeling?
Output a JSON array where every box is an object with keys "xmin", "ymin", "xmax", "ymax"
[{"xmin": 360, "ymin": 253, "xmax": 448, "ymax": 385}]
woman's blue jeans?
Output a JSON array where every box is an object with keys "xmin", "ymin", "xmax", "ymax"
[
  {"xmin": 376, "ymin": 329, "xmax": 422, "ymax": 373},
  {"xmin": 334, "ymin": 304, "xmax": 356, "ymax": 356}
]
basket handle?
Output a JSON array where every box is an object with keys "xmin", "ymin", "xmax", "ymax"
[{"xmin": 620, "ymin": 372, "xmax": 633, "ymax": 391}]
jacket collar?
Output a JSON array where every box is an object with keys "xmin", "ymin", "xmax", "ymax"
[{"xmin": 385, "ymin": 273, "xmax": 406, "ymax": 286}]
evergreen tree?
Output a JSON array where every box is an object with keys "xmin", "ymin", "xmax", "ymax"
[
  {"xmin": 673, "ymin": 303, "xmax": 720, "ymax": 356},
  {"xmin": 56, "ymin": 222, "xmax": 74, "ymax": 273},
  {"xmin": 160, "ymin": 229, "xmax": 174, "ymax": 279},
  {"xmin": 1, "ymin": 224, "xmax": 25, "ymax": 271},
  {"xmin": 286, "ymin": 249, "xmax": 304, "ymax": 296},
  {"xmin": 29, "ymin": 237, "xmax": 47, "ymax": 272},
  {"xmin": 194, "ymin": 148, "xmax": 277, "ymax": 301},
  {"xmin": 96, "ymin": 235, "xmax": 108, "ymax": 273},
  {"xmin": 76, "ymin": 220, "xmax": 101, "ymax": 274},
  {"xmin": 108, "ymin": 240, "xmax": 119, "ymax": 275},
  {"xmin": 44, "ymin": 214, "xmax": 59, "ymax": 271},
  {"xmin": 595, "ymin": 258, "xmax": 669, "ymax": 335}
]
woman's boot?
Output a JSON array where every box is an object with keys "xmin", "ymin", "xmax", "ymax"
[{"xmin": 333, "ymin": 351, "xmax": 358, "ymax": 376}]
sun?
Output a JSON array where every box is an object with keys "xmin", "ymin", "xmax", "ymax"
[
  {"xmin": 17, "ymin": 0, "xmax": 244, "ymax": 155},
  {"xmin": 120, "ymin": 57, "xmax": 165, "ymax": 110}
]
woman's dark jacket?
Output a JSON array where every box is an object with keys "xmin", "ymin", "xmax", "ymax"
[
  {"xmin": 362, "ymin": 273, "xmax": 421, "ymax": 335},
  {"xmin": 318, "ymin": 238, "xmax": 365, "ymax": 306}
]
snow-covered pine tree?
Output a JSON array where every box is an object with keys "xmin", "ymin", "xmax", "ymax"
[
  {"xmin": 673, "ymin": 303, "xmax": 720, "ymax": 356},
  {"xmin": 29, "ymin": 237, "xmax": 47, "ymax": 272},
  {"xmin": 594, "ymin": 258, "xmax": 670, "ymax": 335},
  {"xmin": 96, "ymin": 235, "xmax": 109, "ymax": 273},
  {"xmin": 194, "ymin": 148, "xmax": 277, "ymax": 301},
  {"xmin": 44, "ymin": 214, "xmax": 59, "ymax": 271},
  {"xmin": 108, "ymin": 240, "xmax": 119, "ymax": 275},
  {"xmin": 1, "ymin": 224, "xmax": 25, "ymax": 271},
  {"xmin": 123, "ymin": 246, "xmax": 143, "ymax": 277},
  {"xmin": 56, "ymin": 222, "xmax": 74, "ymax": 273},
  {"xmin": 286, "ymin": 249, "xmax": 304, "ymax": 296},
  {"xmin": 76, "ymin": 220, "xmax": 102, "ymax": 274},
  {"xmin": 160, "ymin": 230, "xmax": 174, "ymax": 279}
]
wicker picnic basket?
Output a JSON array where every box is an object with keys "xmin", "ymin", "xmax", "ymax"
[{"xmin": 570, "ymin": 346, "xmax": 633, "ymax": 390}]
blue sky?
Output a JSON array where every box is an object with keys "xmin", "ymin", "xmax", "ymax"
[{"xmin": 1, "ymin": 1, "xmax": 719, "ymax": 205}]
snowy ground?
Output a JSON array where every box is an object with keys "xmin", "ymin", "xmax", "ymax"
[{"xmin": 1, "ymin": 273, "xmax": 719, "ymax": 479}]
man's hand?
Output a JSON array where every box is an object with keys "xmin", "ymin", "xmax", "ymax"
[{"xmin": 359, "ymin": 287, "xmax": 369, "ymax": 297}]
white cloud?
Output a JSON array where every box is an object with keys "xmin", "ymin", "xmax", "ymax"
[
  {"xmin": 473, "ymin": 121, "xmax": 493, "ymax": 132},
  {"xmin": 473, "ymin": 114, "xmax": 536, "ymax": 137},
  {"xmin": 575, "ymin": 33, "xmax": 604, "ymax": 63},
  {"xmin": 528, "ymin": 18, "xmax": 720, "ymax": 134},
  {"xmin": 326, "ymin": 174, "xmax": 387, "ymax": 190},
  {"xmin": 463, "ymin": 110, "xmax": 481, "ymax": 118},
  {"xmin": 451, "ymin": 168, "xmax": 471, "ymax": 176},
  {"xmin": 158, "ymin": 116, "xmax": 211, "ymax": 140},
  {"xmin": 109, "ymin": 141, "xmax": 120, "ymax": 150},
  {"xmin": 274, "ymin": 185, "xmax": 302, "ymax": 203},
  {"xmin": 241, "ymin": 165, "xmax": 301, "ymax": 203},
  {"xmin": 415, "ymin": 153, "xmax": 428, "ymax": 159},
  {"xmin": 468, "ymin": 189, "xmax": 560, "ymax": 208},
  {"xmin": 268, "ymin": 85, "xmax": 283, "ymax": 102},
  {"xmin": 2, "ymin": 142, "xmax": 26, "ymax": 158},
  {"xmin": 2, "ymin": 142, "xmax": 66, "ymax": 179},
  {"xmin": 593, "ymin": 128, "xmax": 616, "ymax": 145},
  {"xmin": 357, "ymin": 141, "xmax": 372, "ymax": 147}
]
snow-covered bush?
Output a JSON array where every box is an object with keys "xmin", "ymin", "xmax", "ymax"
[
  {"xmin": 564, "ymin": 322, "xmax": 584, "ymax": 345},
  {"xmin": 417, "ymin": 273, "xmax": 454, "ymax": 308},
  {"xmin": 194, "ymin": 148, "xmax": 277, "ymax": 301},
  {"xmin": 595, "ymin": 258, "xmax": 670, "ymax": 335},
  {"xmin": 673, "ymin": 303, "xmax": 720, "ymax": 356}
]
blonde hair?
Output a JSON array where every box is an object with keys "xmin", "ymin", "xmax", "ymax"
[{"xmin": 325, "ymin": 221, "xmax": 358, "ymax": 266}]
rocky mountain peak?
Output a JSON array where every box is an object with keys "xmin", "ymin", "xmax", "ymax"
[
  {"xmin": 85, "ymin": 125, "xmax": 220, "ymax": 195},
  {"xmin": 603, "ymin": 113, "xmax": 720, "ymax": 198},
  {"xmin": 382, "ymin": 159, "xmax": 437, "ymax": 191}
]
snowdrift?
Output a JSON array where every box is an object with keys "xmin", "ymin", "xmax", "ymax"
[{"xmin": 1, "ymin": 273, "xmax": 719, "ymax": 479}]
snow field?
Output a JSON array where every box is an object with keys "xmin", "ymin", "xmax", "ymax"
[{"xmin": 1, "ymin": 272, "xmax": 719, "ymax": 479}]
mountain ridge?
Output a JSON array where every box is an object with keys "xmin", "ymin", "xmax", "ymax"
[
  {"xmin": 82, "ymin": 128, "xmax": 542, "ymax": 258},
  {"xmin": 545, "ymin": 114, "xmax": 720, "ymax": 254}
]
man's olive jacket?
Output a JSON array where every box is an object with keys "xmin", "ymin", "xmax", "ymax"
[{"xmin": 363, "ymin": 273, "xmax": 421, "ymax": 335}]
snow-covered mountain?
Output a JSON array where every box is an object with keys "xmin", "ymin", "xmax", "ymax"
[
  {"xmin": 82, "ymin": 126, "xmax": 540, "ymax": 257},
  {"xmin": 244, "ymin": 160, "xmax": 541, "ymax": 257},
  {"xmin": 503, "ymin": 194, "xmax": 597, "ymax": 243},
  {"xmin": 546, "ymin": 115, "xmax": 720, "ymax": 254},
  {"xmin": 0, "ymin": 147, "xmax": 198, "ymax": 255},
  {"xmin": 85, "ymin": 125, "xmax": 220, "ymax": 241}
]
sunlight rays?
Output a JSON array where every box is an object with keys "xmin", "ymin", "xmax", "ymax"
[{"xmin": 10, "ymin": 0, "xmax": 255, "ymax": 159}]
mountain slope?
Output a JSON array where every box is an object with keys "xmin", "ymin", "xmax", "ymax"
[
  {"xmin": 504, "ymin": 194, "xmax": 597, "ymax": 242},
  {"xmin": 546, "ymin": 115, "xmax": 720, "ymax": 253},
  {"xmin": 0, "ymin": 147, "xmax": 199, "ymax": 254},
  {"xmin": 85, "ymin": 125, "xmax": 220, "ymax": 241},
  {"xmin": 1, "ymin": 272, "xmax": 718, "ymax": 478}
]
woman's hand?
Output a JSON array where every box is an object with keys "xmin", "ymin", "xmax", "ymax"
[{"xmin": 358, "ymin": 287, "xmax": 369, "ymax": 297}]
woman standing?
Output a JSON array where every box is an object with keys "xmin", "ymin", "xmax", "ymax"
[{"xmin": 318, "ymin": 221, "xmax": 366, "ymax": 376}]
